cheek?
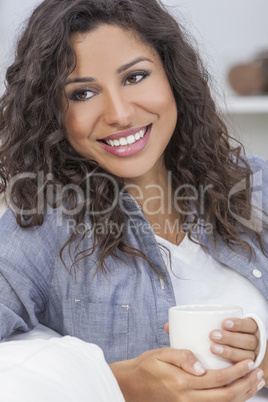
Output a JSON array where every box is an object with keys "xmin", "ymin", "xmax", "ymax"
[
  {"xmin": 157, "ymin": 82, "xmax": 176, "ymax": 111},
  {"xmin": 159, "ymin": 90, "xmax": 177, "ymax": 117},
  {"xmin": 143, "ymin": 80, "xmax": 177, "ymax": 120},
  {"xmin": 64, "ymin": 106, "xmax": 96, "ymax": 140}
]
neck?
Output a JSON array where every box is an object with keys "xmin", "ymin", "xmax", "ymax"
[
  {"xmin": 123, "ymin": 162, "xmax": 184, "ymax": 245},
  {"xmin": 124, "ymin": 164, "xmax": 171, "ymax": 215}
]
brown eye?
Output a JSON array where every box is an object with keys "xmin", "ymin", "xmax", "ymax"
[
  {"xmin": 77, "ymin": 91, "xmax": 88, "ymax": 100},
  {"xmin": 125, "ymin": 73, "xmax": 147, "ymax": 86},
  {"xmin": 127, "ymin": 75, "xmax": 139, "ymax": 84},
  {"xmin": 70, "ymin": 89, "xmax": 95, "ymax": 102}
]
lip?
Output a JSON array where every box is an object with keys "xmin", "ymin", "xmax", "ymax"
[
  {"xmin": 98, "ymin": 124, "xmax": 152, "ymax": 157},
  {"xmin": 100, "ymin": 125, "xmax": 149, "ymax": 142}
]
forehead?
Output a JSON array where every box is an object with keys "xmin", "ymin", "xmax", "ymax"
[{"xmin": 70, "ymin": 24, "xmax": 159, "ymax": 70}]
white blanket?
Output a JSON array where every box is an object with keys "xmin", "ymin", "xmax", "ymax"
[{"xmin": 0, "ymin": 325, "xmax": 125, "ymax": 401}]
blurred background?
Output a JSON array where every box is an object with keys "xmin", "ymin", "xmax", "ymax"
[{"xmin": 0, "ymin": 0, "xmax": 267, "ymax": 158}]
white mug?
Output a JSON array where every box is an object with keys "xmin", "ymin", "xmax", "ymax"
[{"xmin": 169, "ymin": 304, "xmax": 267, "ymax": 370}]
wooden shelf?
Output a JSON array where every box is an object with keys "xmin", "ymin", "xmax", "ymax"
[{"xmin": 219, "ymin": 95, "xmax": 268, "ymax": 114}]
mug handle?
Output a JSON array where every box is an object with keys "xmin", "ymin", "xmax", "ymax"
[{"xmin": 245, "ymin": 313, "xmax": 267, "ymax": 369}]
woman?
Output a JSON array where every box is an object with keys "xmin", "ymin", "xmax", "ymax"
[{"xmin": 0, "ymin": 0, "xmax": 267, "ymax": 400}]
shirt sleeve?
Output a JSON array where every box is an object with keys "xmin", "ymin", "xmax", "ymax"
[{"xmin": 0, "ymin": 209, "xmax": 57, "ymax": 340}]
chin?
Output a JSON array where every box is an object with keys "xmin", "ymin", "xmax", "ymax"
[{"xmin": 116, "ymin": 164, "xmax": 155, "ymax": 180}]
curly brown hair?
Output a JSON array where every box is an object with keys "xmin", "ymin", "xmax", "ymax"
[{"xmin": 0, "ymin": 0, "xmax": 266, "ymax": 274}]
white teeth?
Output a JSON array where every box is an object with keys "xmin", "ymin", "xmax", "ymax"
[
  {"xmin": 105, "ymin": 127, "xmax": 148, "ymax": 147},
  {"xmin": 139, "ymin": 129, "xmax": 146, "ymax": 138},
  {"xmin": 127, "ymin": 135, "xmax": 135, "ymax": 145},
  {"xmin": 119, "ymin": 138, "xmax": 128, "ymax": 146}
]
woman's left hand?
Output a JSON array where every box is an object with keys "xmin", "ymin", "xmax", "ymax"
[
  {"xmin": 209, "ymin": 318, "xmax": 259, "ymax": 363},
  {"xmin": 209, "ymin": 317, "xmax": 268, "ymax": 385},
  {"xmin": 165, "ymin": 320, "xmax": 268, "ymax": 385},
  {"xmin": 165, "ymin": 319, "xmax": 260, "ymax": 364}
]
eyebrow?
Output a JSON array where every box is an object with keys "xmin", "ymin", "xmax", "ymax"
[
  {"xmin": 116, "ymin": 56, "xmax": 153, "ymax": 74},
  {"xmin": 65, "ymin": 57, "xmax": 153, "ymax": 86}
]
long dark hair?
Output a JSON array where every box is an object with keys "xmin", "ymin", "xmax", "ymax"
[{"xmin": 0, "ymin": 0, "xmax": 266, "ymax": 274}]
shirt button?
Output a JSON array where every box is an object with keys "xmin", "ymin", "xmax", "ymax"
[{"xmin": 252, "ymin": 269, "xmax": 262, "ymax": 278}]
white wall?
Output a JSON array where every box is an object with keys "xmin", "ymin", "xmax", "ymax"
[
  {"xmin": 0, "ymin": 0, "xmax": 41, "ymax": 93},
  {"xmin": 165, "ymin": 0, "xmax": 268, "ymax": 93},
  {"xmin": 1, "ymin": 0, "xmax": 267, "ymax": 93},
  {"xmin": 165, "ymin": 0, "xmax": 268, "ymax": 159},
  {"xmin": 0, "ymin": 0, "xmax": 267, "ymax": 158}
]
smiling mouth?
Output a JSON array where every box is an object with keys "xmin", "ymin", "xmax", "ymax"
[{"xmin": 100, "ymin": 125, "xmax": 150, "ymax": 147}]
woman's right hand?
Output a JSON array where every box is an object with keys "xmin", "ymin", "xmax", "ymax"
[{"xmin": 110, "ymin": 347, "xmax": 265, "ymax": 401}]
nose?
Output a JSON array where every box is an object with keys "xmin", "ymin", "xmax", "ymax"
[{"xmin": 102, "ymin": 89, "xmax": 135, "ymax": 127}]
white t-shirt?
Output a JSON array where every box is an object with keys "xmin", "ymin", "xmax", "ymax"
[{"xmin": 155, "ymin": 234, "xmax": 268, "ymax": 401}]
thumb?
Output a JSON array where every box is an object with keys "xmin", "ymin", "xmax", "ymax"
[
  {"xmin": 164, "ymin": 322, "xmax": 169, "ymax": 334},
  {"xmin": 158, "ymin": 348, "xmax": 206, "ymax": 376},
  {"xmin": 163, "ymin": 324, "xmax": 205, "ymax": 376}
]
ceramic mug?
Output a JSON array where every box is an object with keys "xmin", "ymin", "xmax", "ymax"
[{"xmin": 169, "ymin": 304, "xmax": 267, "ymax": 370}]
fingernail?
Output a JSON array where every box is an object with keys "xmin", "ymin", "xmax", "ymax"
[
  {"xmin": 212, "ymin": 344, "xmax": 224, "ymax": 354},
  {"xmin": 193, "ymin": 361, "xmax": 206, "ymax": 375},
  {"xmin": 257, "ymin": 369, "xmax": 264, "ymax": 380},
  {"xmin": 225, "ymin": 320, "xmax": 234, "ymax": 329},
  {"xmin": 257, "ymin": 379, "xmax": 265, "ymax": 391},
  {"xmin": 248, "ymin": 361, "xmax": 255, "ymax": 371},
  {"xmin": 211, "ymin": 331, "xmax": 222, "ymax": 340}
]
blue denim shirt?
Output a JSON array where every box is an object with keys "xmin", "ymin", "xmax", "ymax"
[{"xmin": 0, "ymin": 155, "xmax": 267, "ymax": 364}]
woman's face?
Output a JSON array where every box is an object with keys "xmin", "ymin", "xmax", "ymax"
[{"xmin": 64, "ymin": 24, "xmax": 177, "ymax": 180}]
